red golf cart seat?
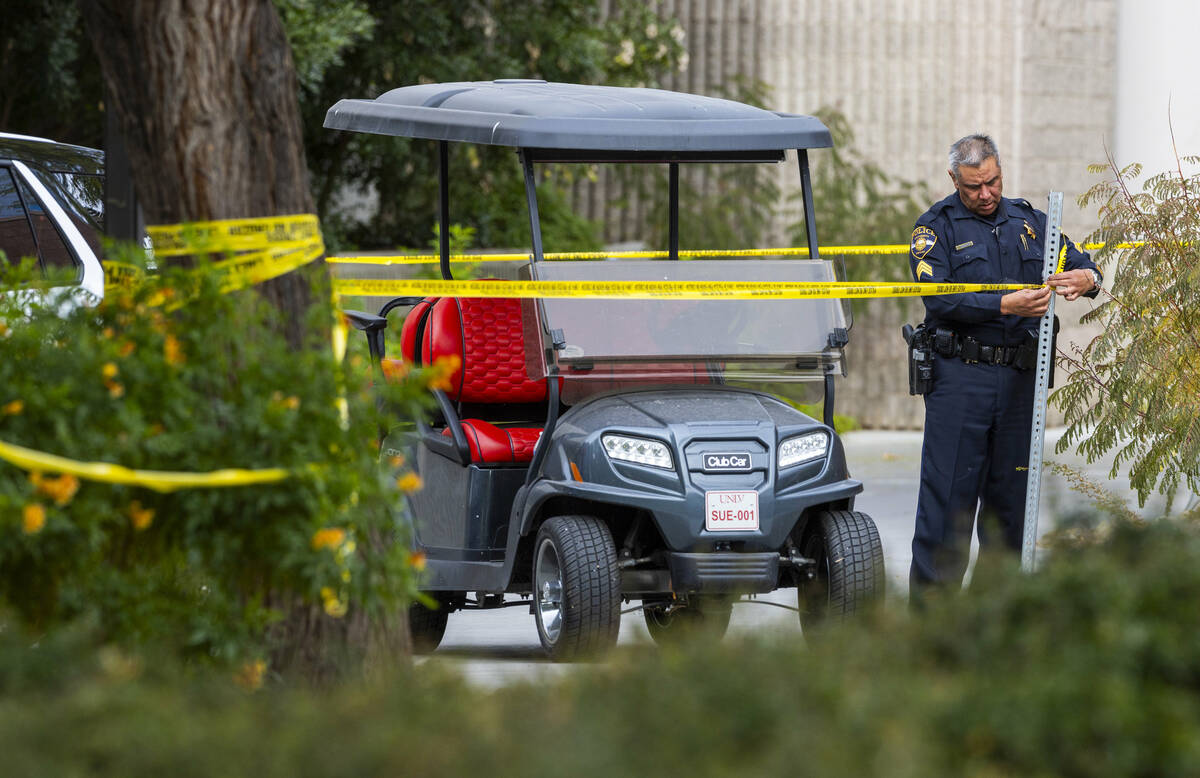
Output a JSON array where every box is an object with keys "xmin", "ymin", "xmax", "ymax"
[{"xmin": 392, "ymin": 296, "xmax": 548, "ymax": 465}]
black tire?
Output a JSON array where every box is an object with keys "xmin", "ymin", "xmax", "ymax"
[
  {"xmin": 797, "ymin": 509, "xmax": 885, "ymax": 630},
  {"xmin": 532, "ymin": 516, "xmax": 621, "ymax": 661},
  {"xmin": 643, "ymin": 596, "xmax": 733, "ymax": 645},
  {"xmin": 408, "ymin": 598, "xmax": 449, "ymax": 654}
]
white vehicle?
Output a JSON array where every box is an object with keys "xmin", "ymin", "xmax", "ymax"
[{"xmin": 1, "ymin": 132, "xmax": 106, "ymax": 307}]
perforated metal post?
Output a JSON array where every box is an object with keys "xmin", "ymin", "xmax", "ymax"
[{"xmin": 1021, "ymin": 191, "xmax": 1063, "ymax": 572}]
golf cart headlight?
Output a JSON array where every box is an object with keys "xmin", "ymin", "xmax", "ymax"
[
  {"xmin": 602, "ymin": 434, "xmax": 674, "ymax": 470},
  {"xmin": 778, "ymin": 433, "xmax": 828, "ymax": 468}
]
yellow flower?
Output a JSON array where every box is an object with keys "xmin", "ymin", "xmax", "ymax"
[
  {"xmin": 106, "ymin": 381, "xmax": 125, "ymax": 399},
  {"xmin": 128, "ymin": 501, "xmax": 155, "ymax": 531},
  {"xmin": 164, "ymin": 334, "xmax": 184, "ymax": 365},
  {"xmin": 31, "ymin": 473, "xmax": 79, "ymax": 507},
  {"xmin": 426, "ymin": 355, "xmax": 462, "ymax": 391},
  {"xmin": 407, "ymin": 550, "xmax": 427, "ymax": 572},
  {"xmin": 284, "ymin": 395, "xmax": 300, "ymax": 411},
  {"xmin": 397, "ymin": 472, "xmax": 423, "ymax": 493},
  {"xmin": 388, "ymin": 454, "xmax": 405, "ymax": 469},
  {"xmin": 320, "ymin": 586, "xmax": 348, "ymax": 618},
  {"xmin": 22, "ymin": 503, "xmax": 46, "ymax": 534},
  {"xmin": 234, "ymin": 659, "xmax": 267, "ymax": 691},
  {"xmin": 311, "ymin": 527, "xmax": 346, "ymax": 551},
  {"xmin": 102, "ymin": 326, "xmax": 114, "ymax": 339},
  {"xmin": 1, "ymin": 399, "xmax": 22, "ymax": 415},
  {"xmin": 119, "ymin": 340, "xmax": 136, "ymax": 357},
  {"xmin": 102, "ymin": 362, "xmax": 119, "ymax": 380}
]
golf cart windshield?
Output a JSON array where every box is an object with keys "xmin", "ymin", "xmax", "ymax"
[{"xmin": 529, "ymin": 258, "xmax": 845, "ymax": 389}]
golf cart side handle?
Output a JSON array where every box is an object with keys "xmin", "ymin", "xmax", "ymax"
[
  {"xmin": 342, "ymin": 309, "xmax": 387, "ymax": 362},
  {"xmin": 430, "ymin": 388, "xmax": 471, "ymax": 465}
]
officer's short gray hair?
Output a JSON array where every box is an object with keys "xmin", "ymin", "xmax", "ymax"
[{"xmin": 948, "ymin": 134, "xmax": 1000, "ymax": 180}]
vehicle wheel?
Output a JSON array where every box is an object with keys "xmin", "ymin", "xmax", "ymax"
[
  {"xmin": 532, "ymin": 515, "xmax": 621, "ymax": 661},
  {"xmin": 408, "ymin": 598, "xmax": 449, "ymax": 654},
  {"xmin": 797, "ymin": 510, "xmax": 885, "ymax": 630},
  {"xmin": 643, "ymin": 596, "xmax": 733, "ymax": 645}
]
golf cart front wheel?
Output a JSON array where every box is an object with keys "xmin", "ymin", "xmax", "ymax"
[
  {"xmin": 532, "ymin": 515, "xmax": 621, "ymax": 661},
  {"xmin": 797, "ymin": 509, "xmax": 885, "ymax": 630}
]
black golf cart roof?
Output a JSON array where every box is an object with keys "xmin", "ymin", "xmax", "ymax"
[{"xmin": 323, "ymin": 80, "xmax": 831, "ymax": 157}]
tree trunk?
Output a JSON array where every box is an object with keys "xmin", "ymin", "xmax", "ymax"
[
  {"xmin": 77, "ymin": 0, "xmax": 406, "ymax": 674},
  {"xmin": 77, "ymin": 0, "xmax": 316, "ymax": 316}
]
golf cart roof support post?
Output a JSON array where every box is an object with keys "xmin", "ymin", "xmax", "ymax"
[
  {"xmin": 438, "ymin": 140, "xmax": 453, "ymax": 280},
  {"xmin": 524, "ymin": 362, "xmax": 562, "ymax": 490},
  {"xmin": 796, "ymin": 149, "xmax": 819, "ymax": 263},
  {"xmin": 519, "ymin": 148, "xmax": 545, "ymax": 262},
  {"xmin": 823, "ymin": 371, "xmax": 836, "ymax": 429},
  {"xmin": 669, "ymin": 162, "xmax": 679, "ymax": 260}
]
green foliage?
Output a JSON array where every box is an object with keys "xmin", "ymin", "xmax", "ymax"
[
  {"xmin": 0, "ymin": 0, "xmax": 103, "ymax": 147},
  {"xmin": 273, "ymin": 0, "xmax": 376, "ymax": 92},
  {"xmin": 1055, "ymin": 156, "xmax": 1200, "ymax": 507},
  {"xmin": 304, "ymin": 0, "xmax": 684, "ymax": 252},
  {"xmin": 0, "ymin": 247, "xmax": 429, "ymax": 667},
  {"xmin": 6, "ymin": 516, "xmax": 1200, "ymax": 774},
  {"xmin": 798, "ymin": 108, "xmax": 931, "ymax": 282}
]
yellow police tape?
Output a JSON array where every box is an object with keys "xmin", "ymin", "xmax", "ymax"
[
  {"xmin": 104, "ymin": 214, "xmax": 325, "ymax": 293},
  {"xmin": 325, "ymin": 241, "xmax": 1140, "ymax": 267},
  {"xmin": 0, "ymin": 439, "xmax": 290, "ymax": 494},
  {"xmin": 332, "ymin": 278, "xmax": 1037, "ymax": 301}
]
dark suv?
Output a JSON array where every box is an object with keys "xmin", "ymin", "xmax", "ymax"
[{"xmin": 0, "ymin": 132, "xmax": 106, "ymax": 302}]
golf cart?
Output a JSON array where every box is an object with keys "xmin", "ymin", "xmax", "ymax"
[{"xmin": 327, "ymin": 80, "xmax": 884, "ymax": 659}]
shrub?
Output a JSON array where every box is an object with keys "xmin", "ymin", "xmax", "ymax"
[
  {"xmin": 1056, "ymin": 155, "xmax": 1200, "ymax": 508},
  {"xmin": 4, "ymin": 515, "xmax": 1200, "ymax": 775},
  {"xmin": 0, "ymin": 253, "xmax": 429, "ymax": 670}
]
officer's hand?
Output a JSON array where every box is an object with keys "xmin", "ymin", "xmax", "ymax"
[
  {"xmin": 1000, "ymin": 286, "xmax": 1051, "ymax": 317},
  {"xmin": 1047, "ymin": 269, "xmax": 1095, "ymax": 301}
]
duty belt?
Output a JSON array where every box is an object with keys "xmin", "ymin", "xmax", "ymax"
[{"xmin": 932, "ymin": 330, "xmax": 1022, "ymax": 367}]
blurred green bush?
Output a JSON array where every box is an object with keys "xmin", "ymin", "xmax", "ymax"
[
  {"xmin": 0, "ymin": 252, "xmax": 431, "ymax": 672},
  {"xmin": 3, "ymin": 516, "xmax": 1200, "ymax": 775}
]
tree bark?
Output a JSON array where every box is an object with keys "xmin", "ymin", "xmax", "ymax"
[
  {"xmin": 76, "ymin": 0, "xmax": 402, "ymax": 674},
  {"xmin": 77, "ymin": 0, "xmax": 317, "ymax": 316}
]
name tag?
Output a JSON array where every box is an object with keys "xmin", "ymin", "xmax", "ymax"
[{"xmin": 955, "ymin": 241, "xmax": 974, "ymax": 251}]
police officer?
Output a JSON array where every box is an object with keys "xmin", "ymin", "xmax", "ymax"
[{"xmin": 908, "ymin": 134, "xmax": 1101, "ymax": 590}]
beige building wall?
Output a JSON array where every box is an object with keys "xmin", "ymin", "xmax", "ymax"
[{"xmin": 596, "ymin": 0, "xmax": 1118, "ymax": 428}]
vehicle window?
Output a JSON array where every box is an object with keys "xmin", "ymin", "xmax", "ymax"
[
  {"xmin": 14, "ymin": 173, "xmax": 76, "ymax": 272},
  {"xmin": 0, "ymin": 167, "xmax": 39, "ymax": 267},
  {"xmin": 49, "ymin": 171, "xmax": 104, "ymax": 256}
]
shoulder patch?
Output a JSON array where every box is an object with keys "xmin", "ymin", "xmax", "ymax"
[
  {"xmin": 911, "ymin": 225, "xmax": 937, "ymax": 259},
  {"xmin": 915, "ymin": 260, "xmax": 933, "ymax": 280}
]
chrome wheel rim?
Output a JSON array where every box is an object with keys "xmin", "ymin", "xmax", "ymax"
[{"xmin": 535, "ymin": 537, "xmax": 564, "ymax": 643}]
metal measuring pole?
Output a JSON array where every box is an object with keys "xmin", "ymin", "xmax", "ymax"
[{"xmin": 1021, "ymin": 191, "xmax": 1064, "ymax": 572}]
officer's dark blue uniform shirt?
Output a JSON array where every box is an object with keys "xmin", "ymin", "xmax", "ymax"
[{"xmin": 908, "ymin": 192, "xmax": 1099, "ymax": 343}]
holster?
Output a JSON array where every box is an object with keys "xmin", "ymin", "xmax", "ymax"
[
  {"xmin": 1014, "ymin": 316, "xmax": 1060, "ymax": 385},
  {"xmin": 902, "ymin": 322, "xmax": 934, "ymax": 395}
]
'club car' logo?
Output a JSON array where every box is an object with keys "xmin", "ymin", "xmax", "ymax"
[{"xmin": 702, "ymin": 453, "xmax": 751, "ymax": 472}]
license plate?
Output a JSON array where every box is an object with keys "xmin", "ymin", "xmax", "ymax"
[{"xmin": 705, "ymin": 490, "xmax": 759, "ymax": 532}]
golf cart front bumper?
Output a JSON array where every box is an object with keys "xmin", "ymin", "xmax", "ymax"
[{"xmin": 667, "ymin": 551, "xmax": 779, "ymax": 594}]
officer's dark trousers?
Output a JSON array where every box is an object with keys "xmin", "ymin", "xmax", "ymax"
[{"xmin": 910, "ymin": 353, "xmax": 1036, "ymax": 588}]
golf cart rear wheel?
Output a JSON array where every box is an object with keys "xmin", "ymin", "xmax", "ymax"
[
  {"xmin": 532, "ymin": 515, "xmax": 621, "ymax": 661},
  {"xmin": 643, "ymin": 596, "xmax": 733, "ymax": 645},
  {"xmin": 798, "ymin": 510, "xmax": 885, "ymax": 630},
  {"xmin": 408, "ymin": 597, "xmax": 450, "ymax": 654}
]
